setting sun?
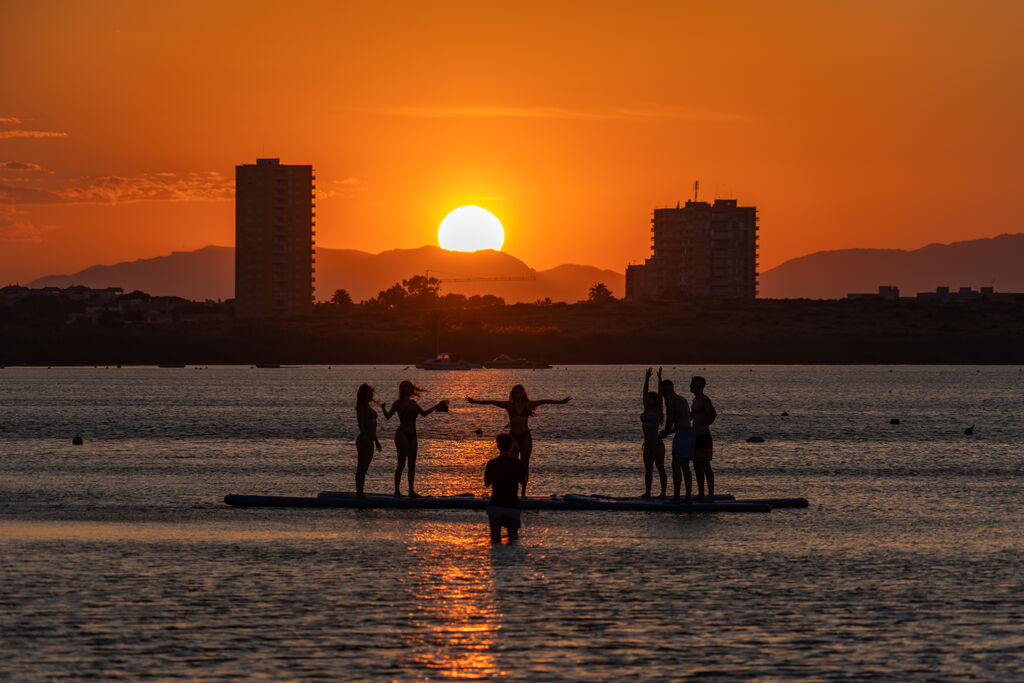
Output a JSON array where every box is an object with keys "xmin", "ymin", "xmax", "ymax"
[{"xmin": 437, "ymin": 206, "xmax": 504, "ymax": 252}]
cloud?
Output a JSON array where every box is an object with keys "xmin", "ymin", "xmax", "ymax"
[
  {"xmin": 0, "ymin": 207, "xmax": 56, "ymax": 243},
  {"xmin": 316, "ymin": 177, "xmax": 365, "ymax": 199},
  {"xmin": 0, "ymin": 117, "xmax": 23, "ymax": 124},
  {"xmin": 0, "ymin": 161, "xmax": 44, "ymax": 171},
  {"xmin": 0, "ymin": 171, "xmax": 233, "ymax": 205},
  {"xmin": 0, "ymin": 130, "xmax": 69, "ymax": 139},
  {"xmin": 376, "ymin": 104, "xmax": 747, "ymax": 122}
]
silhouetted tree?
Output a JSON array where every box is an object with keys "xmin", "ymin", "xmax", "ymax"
[
  {"xmin": 330, "ymin": 288, "xmax": 353, "ymax": 305},
  {"xmin": 587, "ymin": 282, "xmax": 616, "ymax": 303},
  {"xmin": 402, "ymin": 275, "xmax": 442, "ymax": 298}
]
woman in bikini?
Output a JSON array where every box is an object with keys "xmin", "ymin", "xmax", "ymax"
[
  {"xmin": 465, "ymin": 384, "xmax": 571, "ymax": 496},
  {"xmin": 640, "ymin": 368, "xmax": 667, "ymax": 498},
  {"xmin": 382, "ymin": 380, "xmax": 447, "ymax": 497},
  {"xmin": 354, "ymin": 383, "xmax": 382, "ymax": 497}
]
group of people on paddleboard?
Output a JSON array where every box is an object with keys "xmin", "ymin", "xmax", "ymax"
[
  {"xmin": 354, "ymin": 369, "xmax": 716, "ymax": 541},
  {"xmin": 354, "ymin": 380, "xmax": 570, "ymax": 498}
]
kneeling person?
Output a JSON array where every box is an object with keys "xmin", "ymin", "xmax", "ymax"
[{"xmin": 485, "ymin": 433, "xmax": 527, "ymax": 543}]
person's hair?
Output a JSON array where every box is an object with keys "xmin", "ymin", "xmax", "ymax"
[
  {"xmin": 644, "ymin": 391, "xmax": 664, "ymax": 424},
  {"xmin": 496, "ymin": 432, "xmax": 514, "ymax": 452},
  {"xmin": 509, "ymin": 384, "xmax": 536, "ymax": 416},
  {"xmin": 690, "ymin": 376, "xmax": 707, "ymax": 391},
  {"xmin": 398, "ymin": 380, "xmax": 424, "ymax": 400},
  {"xmin": 356, "ymin": 383, "xmax": 377, "ymax": 407},
  {"xmin": 659, "ymin": 379, "xmax": 673, "ymax": 393}
]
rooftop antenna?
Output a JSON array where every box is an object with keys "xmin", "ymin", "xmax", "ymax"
[{"xmin": 693, "ymin": 180, "xmax": 699, "ymax": 203}]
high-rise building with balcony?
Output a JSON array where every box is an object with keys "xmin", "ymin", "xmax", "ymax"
[
  {"xmin": 234, "ymin": 158, "xmax": 315, "ymax": 317},
  {"xmin": 626, "ymin": 198, "xmax": 758, "ymax": 301}
]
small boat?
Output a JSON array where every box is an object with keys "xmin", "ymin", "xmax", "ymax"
[
  {"xmin": 415, "ymin": 353, "xmax": 482, "ymax": 371},
  {"xmin": 483, "ymin": 354, "xmax": 552, "ymax": 369}
]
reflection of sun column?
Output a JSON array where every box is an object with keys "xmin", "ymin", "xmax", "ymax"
[{"xmin": 403, "ymin": 522, "xmax": 502, "ymax": 679}]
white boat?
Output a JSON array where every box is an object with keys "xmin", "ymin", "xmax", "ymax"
[{"xmin": 415, "ymin": 353, "xmax": 482, "ymax": 371}]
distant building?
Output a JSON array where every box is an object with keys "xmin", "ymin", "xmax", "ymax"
[
  {"xmin": 847, "ymin": 285, "xmax": 900, "ymax": 301},
  {"xmin": 235, "ymin": 158, "xmax": 315, "ymax": 317},
  {"xmin": 626, "ymin": 199, "xmax": 758, "ymax": 301}
]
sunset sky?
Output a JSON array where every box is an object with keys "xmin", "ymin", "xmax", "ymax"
[{"xmin": 1, "ymin": 0, "xmax": 1021, "ymax": 284}]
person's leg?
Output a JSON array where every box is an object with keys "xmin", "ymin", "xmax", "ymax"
[
  {"xmin": 488, "ymin": 515, "xmax": 503, "ymax": 543},
  {"xmin": 695, "ymin": 460, "xmax": 706, "ymax": 500},
  {"xmin": 506, "ymin": 511, "xmax": 521, "ymax": 541},
  {"xmin": 356, "ymin": 438, "xmax": 373, "ymax": 496},
  {"xmin": 682, "ymin": 460, "xmax": 693, "ymax": 503},
  {"xmin": 407, "ymin": 435, "xmax": 419, "ymax": 497},
  {"xmin": 654, "ymin": 445, "xmax": 667, "ymax": 497},
  {"xmin": 393, "ymin": 432, "xmax": 406, "ymax": 496},
  {"xmin": 643, "ymin": 444, "xmax": 654, "ymax": 498},
  {"xmin": 671, "ymin": 457, "xmax": 682, "ymax": 503},
  {"xmin": 519, "ymin": 434, "xmax": 533, "ymax": 497},
  {"xmin": 706, "ymin": 461, "xmax": 714, "ymax": 499}
]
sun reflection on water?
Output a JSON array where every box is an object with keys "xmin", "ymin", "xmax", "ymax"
[{"xmin": 403, "ymin": 524, "xmax": 503, "ymax": 679}]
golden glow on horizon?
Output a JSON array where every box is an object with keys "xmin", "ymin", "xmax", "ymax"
[{"xmin": 438, "ymin": 206, "xmax": 505, "ymax": 252}]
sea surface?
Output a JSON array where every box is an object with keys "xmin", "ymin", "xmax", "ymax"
[{"xmin": 0, "ymin": 365, "xmax": 1021, "ymax": 681}]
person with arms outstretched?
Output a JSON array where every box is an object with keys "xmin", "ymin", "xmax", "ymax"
[
  {"xmin": 640, "ymin": 368, "xmax": 667, "ymax": 498},
  {"xmin": 354, "ymin": 383, "xmax": 382, "ymax": 497},
  {"xmin": 690, "ymin": 375, "xmax": 717, "ymax": 501},
  {"xmin": 382, "ymin": 380, "xmax": 447, "ymax": 497},
  {"xmin": 658, "ymin": 367, "xmax": 695, "ymax": 503},
  {"xmin": 466, "ymin": 384, "xmax": 571, "ymax": 497},
  {"xmin": 484, "ymin": 433, "xmax": 527, "ymax": 543}
]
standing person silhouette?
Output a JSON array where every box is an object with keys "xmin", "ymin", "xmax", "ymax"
[
  {"xmin": 690, "ymin": 376, "xmax": 718, "ymax": 501},
  {"xmin": 354, "ymin": 383, "xmax": 382, "ymax": 497},
  {"xmin": 484, "ymin": 433, "xmax": 527, "ymax": 543},
  {"xmin": 641, "ymin": 368, "xmax": 667, "ymax": 498},
  {"xmin": 382, "ymin": 380, "xmax": 448, "ymax": 497},
  {"xmin": 466, "ymin": 384, "xmax": 571, "ymax": 497},
  {"xmin": 658, "ymin": 367, "xmax": 695, "ymax": 503}
]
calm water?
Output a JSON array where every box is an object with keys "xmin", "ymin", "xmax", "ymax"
[{"xmin": 1, "ymin": 365, "xmax": 1021, "ymax": 681}]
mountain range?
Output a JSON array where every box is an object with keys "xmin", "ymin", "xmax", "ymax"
[
  {"xmin": 758, "ymin": 233, "xmax": 1024, "ymax": 298},
  {"xmin": 24, "ymin": 233, "xmax": 1024, "ymax": 301},
  {"xmin": 26, "ymin": 245, "xmax": 625, "ymax": 303}
]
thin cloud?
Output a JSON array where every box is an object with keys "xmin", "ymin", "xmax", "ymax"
[
  {"xmin": 0, "ymin": 207, "xmax": 55, "ymax": 243},
  {"xmin": 0, "ymin": 117, "xmax": 23, "ymax": 124},
  {"xmin": 0, "ymin": 171, "xmax": 233, "ymax": 205},
  {"xmin": 0, "ymin": 130, "xmax": 69, "ymax": 139},
  {"xmin": 0, "ymin": 161, "xmax": 44, "ymax": 171},
  {"xmin": 378, "ymin": 104, "xmax": 747, "ymax": 122}
]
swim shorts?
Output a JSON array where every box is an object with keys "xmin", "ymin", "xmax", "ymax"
[
  {"xmin": 672, "ymin": 426, "xmax": 696, "ymax": 461},
  {"xmin": 487, "ymin": 506, "xmax": 522, "ymax": 532},
  {"xmin": 694, "ymin": 433, "xmax": 713, "ymax": 463}
]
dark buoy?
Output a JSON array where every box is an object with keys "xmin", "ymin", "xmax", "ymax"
[
  {"xmin": 964, "ymin": 425, "xmax": 974, "ymax": 435},
  {"xmin": 72, "ymin": 434, "xmax": 83, "ymax": 445},
  {"xmin": 781, "ymin": 411, "xmax": 789, "ymax": 417},
  {"xmin": 890, "ymin": 418, "xmax": 900, "ymax": 425},
  {"xmin": 747, "ymin": 435, "xmax": 765, "ymax": 443},
  {"xmin": 475, "ymin": 428, "xmax": 484, "ymax": 436}
]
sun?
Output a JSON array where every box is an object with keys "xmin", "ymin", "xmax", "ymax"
[{"xmin": 438, "ymin": 206, "xmax": 504, "ymax": 252}]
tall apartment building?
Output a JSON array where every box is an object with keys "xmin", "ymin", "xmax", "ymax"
[
  {"xmin": 626, "ymin": 199, "xmax": 758, "ymax": 301},
  {"xmin": 235, "ymin": 158, "xmax": 315, "ymax": 317}
]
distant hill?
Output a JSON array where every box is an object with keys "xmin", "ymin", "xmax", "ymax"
[
  {"xmin": 759, "ymin": 234, "xmax": 1024, "ymax": 299},
  {"xmin": 27, "ymin": 245, "xmax": 624, "ymax": 303}
]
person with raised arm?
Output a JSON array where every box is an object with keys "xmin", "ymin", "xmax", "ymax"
[
  {"xmin": 690, "ymin": 375, "xmax": 718, "ymax": 501},
  {"xmin": 466, "ymin": 384, "xmax": 571, "ymax": 497},
  {"xmin": 354, "ymin": 383, "xmax": 383, "ymax": 497},
  {"xmin": 641, "ymin": 368, "xmax": 667, "ymax": 498},
  {"xmin": 382, "ymin": 380, "xmax": 448, "ymax": 497},
  {"xmin": 658, "ymin": 367, "xmax": 695, "ymax": 504}
]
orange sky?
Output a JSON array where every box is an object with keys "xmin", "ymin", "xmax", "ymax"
[{"xmin": 1, "ymin": 0, "xmax": 1022, "ymax": 284}]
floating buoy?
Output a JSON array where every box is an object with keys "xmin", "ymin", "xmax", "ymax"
[
  {"xmin": 964, "ymin": 425, "xmax": 974, "ymax": 435},
  {"xmin": 747, "ymin": 435, "xmax": 765, "ymax": 443},
  {"xmin": 72, "ymin": 434, "xmax": 83, "ymax": 445},
  {"xmin": 475, "ymin": 428, "xmax": 484, "ymax": 436},
  {"xmin": 781, "ymin": 411, "xmax": 789, "ymax": 417},
  {"xmin": 890, "ymin": 418, "xmax": 900, "ymax": 425}
]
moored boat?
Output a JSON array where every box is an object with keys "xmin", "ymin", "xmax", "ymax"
[{"xmin": 415, "ymin": 353, "xmax": 482, "ymax": 370}]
